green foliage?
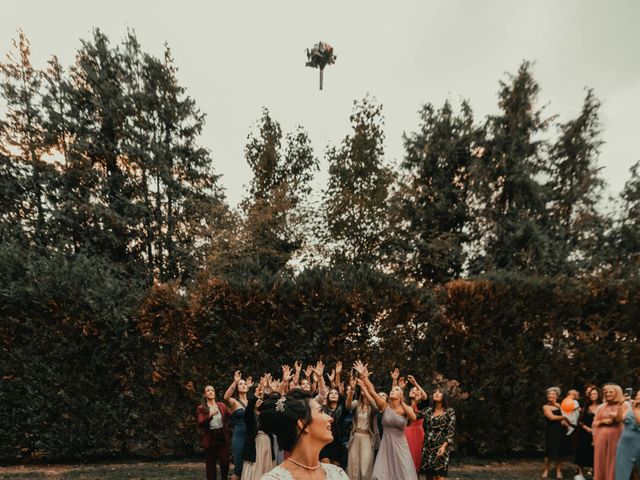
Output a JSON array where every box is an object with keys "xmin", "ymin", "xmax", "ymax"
[
  {"xmin": 389, "ymin": 100, "xmax": 479, "ymax": 284},
  {"xmin": 1, "ymin": 32, "xmax": 639, "ymax": 463},
  {"xmin": 323, "ymin": 97, "xmax": 394, "ymax": 264}
]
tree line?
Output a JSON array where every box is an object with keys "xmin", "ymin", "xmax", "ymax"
[{"xmin": 0, "ymin": 29, "xmax": 638, "ymax": 462}]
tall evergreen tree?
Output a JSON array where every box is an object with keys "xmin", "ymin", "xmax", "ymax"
[
  {"xmin": 613, "ymin": 160, "xmax": 640, "ymax": 275},
  {"xmin": 391, "ymin": 100, "xmax": 479, "ymax": 284},
  {"xmin": 239, "ymin": 108, "xmax": 317, "ymax": 274},
  {"xmin": 469, "ymin": 62, "xmax": 553, "ymax": 274},
  {"xmin": 0, "ymin": 30, "xmax": 54, "ymax": 247},
  {"xmin": 323, "ymin": 97, "xmax": 393, "ymax": 264},
  {"xmin": 547, "ymin": 89, "xmax": 608, "ymax": 274}
]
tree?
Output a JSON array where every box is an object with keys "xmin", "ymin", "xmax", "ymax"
[
  {"xmin": 613, "ymin": 160, "xmax": 640, "ymax": 276},
  {"xmin": 468, "ymin": 62, "xmax": 554, "ymax": 274},
  {"xmin": 237, "ymin": 108, "xmax": 318, "ymax": 275},
  {"xmin": 391, "ymin": 100, "xmax": 479, "ymax": 284},
  {"xmin": 323, "ymin": 97, "xmax": 393, "ymax": 264},
  {"xmin": 0, "ymin": 30, "xmax": 54, "ymax": 247},
  {"xmin": 547, "ymin": 89, "xmax": 608, "ymax": 274}
]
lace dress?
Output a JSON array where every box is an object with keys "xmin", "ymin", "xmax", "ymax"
[{"xmin": 261, "ymin": 462, "xmax": 349, "ymax": 479}]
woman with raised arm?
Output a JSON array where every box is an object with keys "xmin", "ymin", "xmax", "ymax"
[
  {"xmin": 197, "ymin": 385, "xmax": 231, "ymax": 480},
  {"xmin": 405, "ymin": 375, "xmax": 428, "ymax": 473},
  {"xmin": 420, "ymin": 387, "xmax": 456, "ymax": 480},
  {"xmin": 259, "ymin": 389, "xmax": 349, "ymax": 480},
  {"xmin": 225, "ymin": 370, "xmax": 252, "ymax": 480},
  {"xmin": 353, "ymin": 360, "xmax": 418, "ymax": 480},
  {"xmin": 241, "ymin": 380, "xmax": 275, "ymax": 480},
  {"xmin": 320, "ymin": 386, "xmax": 347, "ymax": 466},
  {"xmin": 345, "ymin": 375, "xmax": 379, "ymax": 480}
]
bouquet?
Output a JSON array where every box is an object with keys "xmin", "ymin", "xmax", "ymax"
[{"xmin": 305, "ymin": 41, "xmax": 336, "ymax": 90}]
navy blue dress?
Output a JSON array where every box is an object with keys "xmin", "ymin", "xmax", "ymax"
[{"xmin": 231, "ymin": 402, "xmax": 247, "ymax": 476}]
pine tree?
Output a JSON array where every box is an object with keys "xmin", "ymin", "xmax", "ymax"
[
  {"xmin": 391, "ymin": 100, "xmax": 479, "ymax": 284},
  {"xmin": 0, "ymin": 30, "xmax": 54, "ymax": 247},
  {"xmin": 469, "ymin": 62, "xmax": 554, "ymax": 274},
  {"xmin": 323, "ymin": 97, "xmax": 393, "ymax": 264},
  {"xmin": 239, "ymin": 108, "xmax": 318, "ymax": 274},
  {"xmin": 614, "ymin": 160, "xmax": 640, "ymax": 275},
  {"xmin": 547, "ymin": 89, "xmax": 608, "ymax": 274}
]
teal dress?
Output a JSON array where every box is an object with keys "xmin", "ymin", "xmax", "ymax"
[
  {"xmin": 231, "ymin": 402, "xmax": 247, "ymax": 476},
  {"xmin": 614, "ymin": 406, "xmax": 640, "ymax": 480}
]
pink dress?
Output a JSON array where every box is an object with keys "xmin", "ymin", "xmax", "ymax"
[
  {"xmin": 405, "ymin": 406, "xmax": 425, "ymax": 472},
  {"xmin": 593, "ymin": 403, "xmax": 623, "ymax": 480}
]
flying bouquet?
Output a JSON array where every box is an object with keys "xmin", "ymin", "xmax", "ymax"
[{"xmin": 305, "ymin": 41, "xmax": 336, "ymax": 90}]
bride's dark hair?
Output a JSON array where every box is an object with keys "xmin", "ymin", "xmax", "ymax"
[{"xmin": 259, "ymin": 389, "xmax": 313, "ymax": 451}]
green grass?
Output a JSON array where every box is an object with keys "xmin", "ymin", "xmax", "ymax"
[{"xmin": 0, "ymin": 459, "xmax": 568, "ymax": 479}]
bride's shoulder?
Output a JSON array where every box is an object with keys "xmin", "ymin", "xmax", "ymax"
[
  {"xmin": 321, "ymin": 463, "xmax": 349, "ymax": 479},
  {"xmin": 261, "ymin": 465, "xmax": 291, "ymax": 480}
]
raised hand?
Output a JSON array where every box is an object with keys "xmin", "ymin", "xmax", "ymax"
[
  {"xmin": 353, "ymin": 360, "xmax": 368, "ymax": 376},
  {"xmin": 314, "ymin": 360, "xmax": 325, "ymax": 377},
  {"xmin": 304, "ymin": 365, "xmax": 314, "ymax": 379},
  {"xmin": 390, "ymin": 367, "xmax": 400, "ymax": 381},
  {"xmin": 282, "ymin": 365, "xmax": 291, "ymax": 383},
  {"xmin": 398, "ymin": 376, "xmax": 407, "ymax": 389},
  {"xmin": 328, "ymin": 369, "xmax": 336, "ymax": 383},
  {"xmin": 335, "ymin": 361, "xmax": 343, "ymax": 375},
  {"xmin": 348, "ymin": 374, "xmax": 357, "ymax": 391},
  {"xmin": 294, "ymin": 360, "xmax": 302, "ymax": 373},
  {"xmin": 407, "ymin": 375, "xmax": 417, "ymax": 386},
  {"xmin": 233, "ymin": 370, "xmax": 242, "ymax": 383},
  {"xmin": 246, "ymin": 376, "xmax": 254, "ymax": 388}
]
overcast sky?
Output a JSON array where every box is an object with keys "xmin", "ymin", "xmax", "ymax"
[{"xmin": 2, "ymin": 0, "xmax": 639, "ymax": 208}]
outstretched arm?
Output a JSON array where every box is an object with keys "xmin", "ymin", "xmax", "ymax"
[
  {"xmin": 354, "ymin": 361, "xmax": 386, "ymax": 411},
  {"xmin": 223, "ymin": 370, "xmax": 241, "ymax": 407}
]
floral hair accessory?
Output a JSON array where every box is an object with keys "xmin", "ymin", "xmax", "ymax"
[{"xmin": 275, "ymin": 395, "xmax": 287, "ymax": 413}]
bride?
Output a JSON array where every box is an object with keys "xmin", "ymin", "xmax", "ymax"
[{"xmin": 259, "ymin": 389, "xmax": 348, "ymax": 480}]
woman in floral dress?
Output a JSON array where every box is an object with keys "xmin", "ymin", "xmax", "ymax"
[{"xmin": 421, "ymin": 388, "xmax": 455, "ymax": 480}]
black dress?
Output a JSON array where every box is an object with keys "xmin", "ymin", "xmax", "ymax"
[
  {"xmin": 320, "ymin": 403, "xmax": 346, "ymax": 463},
  {"xmin": 545, "ymin": 407, "xmax": 568, "ymax": 460},
  {"xmin": 575, "ymin": 409, "xmax": 595, "ymax": 467}
]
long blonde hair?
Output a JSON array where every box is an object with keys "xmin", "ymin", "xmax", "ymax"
[{"xmin": 603, "ymin": 384, "xmax": 624, "ymax": 404}]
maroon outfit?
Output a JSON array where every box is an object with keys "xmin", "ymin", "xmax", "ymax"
[{"xmin": 197, "ymin": 401, "xmax": 231, "ymax": 480}]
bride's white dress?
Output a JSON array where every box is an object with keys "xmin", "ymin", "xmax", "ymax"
[{"xmin": 261, "ymin": 463, "xmax": 349, "ymax": 480}]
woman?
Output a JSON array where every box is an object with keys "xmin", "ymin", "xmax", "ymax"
[
  {"xmin": 420, "ymin": 387, "xmax": 456, "ymax": 480},
  {"xmin": 353, "ymin": 360, "xmax": 418, "ymax": 480},
  {"xmin": 197, "ymin": 385, "xmax": 231, "ymax": 480},
  {"xmin": 593, "ymin": 384, "xmax": 624, "ymax": 480},
  {"xmin": 575, "ymin": 387, "xmax": 601, "ymax": 480},
  {"xmin": 614, "ymin": 389, "xmax": 640, "ymax": 480},
  {"xmin": 320, "ymin": 387, "xmax": 347, "ymax": 466},
  {"xmin": 405, "ymin": 375, "xmax": 427, "ymax": 473},
  {"xmin": 225, "ymin": 370, "xmax": 252, "ymax": 480},
  {"xmin": 259, "ymin": 389, "xmax": 349, "ymax": 479},
  {"xmin": 345, "ymin": 375, "xmax": 379, "ymax": 480},
  {"xmin": 241, "ymin": 381, "xmax": 275, "ymax": 480},
  {"xmin": 542, "ymin": 387, "xmax": 569, "ymax": 479}
]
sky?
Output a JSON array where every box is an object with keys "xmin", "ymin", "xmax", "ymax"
[{"xmin": 2, "ymin": 0, "xmax": 639, "ymax": 208}]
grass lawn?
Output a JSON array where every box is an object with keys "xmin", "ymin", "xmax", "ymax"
[{"xmin": 0, "ymin": 459, "xmax": 573, "ymax": 479}]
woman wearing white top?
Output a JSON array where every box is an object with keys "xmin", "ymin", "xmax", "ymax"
[{"xmin": 259, "ymin": 389, "xmax": 349, "ymax": 480}]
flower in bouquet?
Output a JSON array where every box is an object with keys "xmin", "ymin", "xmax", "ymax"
[{"xmin": 305, "ymin": 41, "xmax": 336, "ymax": 90}]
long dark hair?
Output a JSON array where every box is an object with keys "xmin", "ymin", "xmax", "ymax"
[
  {"xmin": 430, "ymin": 387, "xmax": 450, "ymax": 409},
  {"xmin": 201, "ymin": 385, "xmax": 217, "ymax": 410},
  {"xmin": 259, "ymin": 389, "xmax": 314, "ymax": 452}
]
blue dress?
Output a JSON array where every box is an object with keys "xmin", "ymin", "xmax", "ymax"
[
  {"xmin": 614, "ymin": 406, "xmax": 640, "ymax": 480},
  {"xmin": 231, "ymin": 403, "xmax": 247, "ymax": 476}
]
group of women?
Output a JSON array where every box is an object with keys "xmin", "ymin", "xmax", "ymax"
[
  {"xmin": 197, "ymin": 360, "xmax": 456, "ymax": 480},
  {"xmin": 543, "ymin": 384, "xmax": 640, "ymax": 480}
]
